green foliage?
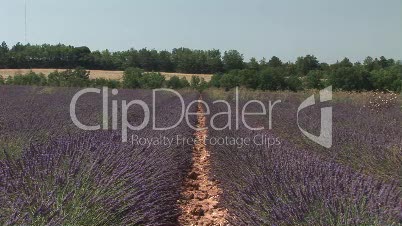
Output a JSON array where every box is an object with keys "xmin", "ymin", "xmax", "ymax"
[
  {"xmin": 167, "ymin": 76, "xmax": 189, "ymax": 89},
  {"xmin": 285, "ymin": 76, "xmax": 303, "ymax": 92},
  {"xmin": 171, "ymin": 48, "xmax": 223, "ymax": 73},
  {"xmin": 122, "ymin": 67, "xmax": 166, "ymax": 89},
  {"xmin": 267, "ymin": 56, "xmax": 283, "ymax": 67},
  {"xmin": 296, "ymin": 55, "xmax": 319, "ymax": 75},
  {"xmin": 209, "ymin": 74, "xmax": 222, "ymax": 88},
  {"xmin": 258, "ymin": 67, "xmax": 287, "ymax": 91},
  {"xmin": 219, "ymin": 70, "xmax": 243, "ymax": 90},
  {"xmin": 305, "ymin": 70, "xmax": 325, "ymax": 89},
  {"xmin": 0, "ymin": 75, "xmax": 4, "ymax": 85},
  {"xmin": 241, "ymin": 69, "xmax": 259, "ymax": 89},
  {"xmin": 140, "ymin": 72, "xmax": 165, "ymax": 89},
  {"xmin": 0, "ymin": 41, "xmax": 401, "ymax": 92},
  {"xmin": 190, "ymin": 76, "xmax": 201, "ymax": 89},
  {"xmin": 369, "ymin": 65, "xmax": 402, "ymax": 92},
  {"xmin": 9, "ymin": 71, "xmax": 47, "ymax": 86},
  {"xmin": 329, "ymin": 66, "xmax": 372, "ymax": 91},
  {"xmin": 48, "ymin": 68, "xmax": 90, "ymax": 87},
  {"xmin": 91, "ymin": 78, "xmax": 121, "ymax": 88},
  {"xmin": 223, "ymin": 50, "xmax": 244, "ymax": 71},
  {"xmin": 247, "ymin": 58, "xmax": 260, "ymax": 70},
  {"xmin": 122, "ymin": 67, "xmax": 144, "ymax": 88},
  {"xmin": 190, "ymin": 76, "xmax": 208, "ymax": 92}
]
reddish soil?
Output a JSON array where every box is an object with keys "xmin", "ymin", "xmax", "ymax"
[{"xmin": 178, "ymin": 101, "xmax": 229, "ymax": 226}]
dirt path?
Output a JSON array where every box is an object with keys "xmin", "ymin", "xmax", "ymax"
[{"xmin": 178, "ymin": 100, "xmax": 228, "ymax": 226}]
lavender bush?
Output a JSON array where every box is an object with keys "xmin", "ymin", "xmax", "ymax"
[
  {"xmin": 204, "ymin": 90, "xmax": 402, "ymax": 225},
  {"xmin": 0, "ymin": 86, "xmax": 198, "ymax": 225}
]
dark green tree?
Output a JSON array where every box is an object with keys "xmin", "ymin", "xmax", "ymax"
[
  {"xmin": 223, "ymin": 50, "xmax": 244, "ymax": 71},
  {"xmin": 167, "ymin": 76, "xmax": 189, "ymax": 89},
  {"xmin": 295, "ymin": 55, "xmax": 319, "ymax": 76},
  {"xmin": 268, "ymin": 56, "xmax": 283, "ymax": 67},
  {"xmin": 305, "ymin": 70, "xmax": 325, "ymax": 89},
  {"xmin": 122, "ymin": 67, "xmax": 144, "ymax": 88},
  {"xmin": 258, "ymin": 67, "xmax": 287, "ymax": 91},
  {"xmin": 140, "ymin": 72, "xmax": 165, "ymax": 89}
]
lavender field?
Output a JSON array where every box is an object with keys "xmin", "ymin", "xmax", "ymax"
[
  {"xmin": 0, "ymin": 85, "xmax": 401, "ymax": 225},
  {"xmin": 0, "ymin": 86, "xmax": 198, "ymax": 225},
  {"xmin": 204, "ymin": 89, "xmax": 402, "ymax": 225}
]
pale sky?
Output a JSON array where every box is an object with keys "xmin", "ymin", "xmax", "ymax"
[{"xmin": 1, "ymin": 0, "xmax": 401, "ymax": 63}]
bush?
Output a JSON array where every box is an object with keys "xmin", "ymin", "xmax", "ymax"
[
  {"xmin": 190, "ymin": 76, "xmax": 201, "ymax": 89},
  {"xmin": 190, "ymin": 76, "xmax": 208, "ymax": 91},
  {"xmin": 167, "ymin": 76, "xmax": 190, "ymax": 89},
  {"xmin": 48, "ymin": 68, "xmax": 90, "ymax": 87},
  {"xmin": 219, "ymin": 70, "xmax": 243, "ymax": 90},
  {"xmin": 122, "ymin": 67, "xmax": 144, "ymax": 88},
  {"xmin": 179, "ymin": 77, "xmax": 190, "ymax": 88},
  {"xmin": 91, "ymin": 78, "xmax": 121, "ymax": 88},
  {"xmin": 0, "ymin": 75, "xmax": 4, "ymax": 85},
  {"xmin": 140, "ymin": 72, "xmax": 165, "ymax": 89},
  {"xmin": 257, "ymin": 67, "xmax": 287, "ymax": 91},
  {"xmin": 67, "ymin": 67, "xmax": 91, "ymax": 87},
  {"xmin": 305, "ymin": 70, "xmax": 325, "ymax": 89},
  {"xmin": 369, "ymin": 65, "xmax": 402, "ymax": 92},
  {"xmin": 9, "ymin": 71, "xmax": 47, "ymax": 86},
  {"xmin": 329, "ymin": 67, "xmax": 372, "ymax": 91},
  {"xmin": 285, "ymin": 75, "xmax": 303, "ymax": 92},
  {"xmin": 209, "ymin": 74, "xmax": 222, "ymax": 88}
]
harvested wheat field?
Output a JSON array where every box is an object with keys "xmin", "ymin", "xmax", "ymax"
[{"xmin": 0, "ymin": 69, "xmax": 213, "ymax": 81}]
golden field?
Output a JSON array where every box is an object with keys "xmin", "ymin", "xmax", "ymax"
[{"xmin": 0, "ymin": 69, "xmax": 213, "ymax": 82}]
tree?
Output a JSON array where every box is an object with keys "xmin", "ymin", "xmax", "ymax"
[
  {"xmin": 369, "ymin": 65, "xmax": 402, "ymax": 92},
  {"xmin": 285, "ymin": 76, "xmax": 303, "ymax": 91},
  {"xmin": 91, "ymin": 78, "xmax": 121, "ymax": 88},
  {"xmin": 247, "ymin": 57, "xmax": 260, "ymax": 70},
  {"xmin": 9, "ymin": 71, "xmax": 47, "ymax": 86},
  {"xmin": 257, "ymin": 67, "xmax": 286, "ymax": 91},
  {"xmin": 167, "ymin": 76, "xmax": 189, "ymax": 89},
  {"xmin": 305, "ymin": 70, "xmax": 325, "ymax": 89},
  {"xmin": 0, "ymin": 41, "xmax": 9, "ymax": 68},
  {"xmin": 190, "ymin": 76, "xmax": 201, "ymax": 89},
  {"xmin": 48, "ymin": 68, "xmax": 90, "ymax": 87},
  {"xmin": 363, "ymin": 56, "xmax": 381, "ymax": 71},
  {"xmin": 190, "ymin": 76, "xmax": 208, "ymax": 91},
  {"xmin": 172, "ymin": 48, "xmax": 201, "ymax": 73},
  {"xmin": 138, "ymin": 48, "xmax": 159, "ymax": 71},
  {"xmin": 122, "ymin": 67, "xmax": 144, "ymax": 88},
  {"xmin": 268, "ymin": 56, "xmax": 283, "ymax": 67},
  {"xmin": 239, "ymin": 69, "xmax": 259, "ymax": 89},
  {"xmin": 209, "ymin": 74, "xmax": 222, "ymax": 88},
  {"xmin": 329, "ymin": 66, "xmax": 372, "ymax": 91},
  {"xmin": 295, "ymin": 55, "xmax": 319, "ymax": 75},
  {"xmin": 339, "ymin": 57, "xmax": 353, "ymax": 68},
  {"xmin": 219, "ymin": 70, "xmax": 244, "ymax": 90},
  {"xmin": 72, "ymin": 46, "xmax": 92, "ymax": 68},
  {"xmin": 205, "ymin": 50, "xmax": 224, "ymax": 73},
  {"xmin": 158, "ymin": 50, "xmax": 174, "ymax": 72},
  {"xmin": 223, "ymin": 50, "xmax": 244, "ymax": 71},
  {"xmin": 140, "ymin": 72, "xmax": 165, "ymax": 89}
]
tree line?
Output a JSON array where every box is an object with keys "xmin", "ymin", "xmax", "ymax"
[
  {"xmin": 0, "ymin": 67, "xmax": 208, "ymax": 91},
  {"xmin": 0, "ymin": 42, "xmax": 231, "ymax": 73},
  {"xmin": 0, "ymin": 41, "xmax": 401, "ymax": 92},
  {"xmin": 211, "ymin": 55, "xmax": 402, "ymax": 92}
]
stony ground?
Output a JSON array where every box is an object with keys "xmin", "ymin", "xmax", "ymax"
[{"xmin": 178, "ymin": 101, "xmax": 228, "ymax": 226}]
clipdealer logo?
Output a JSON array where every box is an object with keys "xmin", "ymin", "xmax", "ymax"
[
  {"xmin": 297, "ymin": 86, "xmax": 332, "ymax": 148},
  {"xmin": 70, "ymin": 87, "xmax": 332, "ymax": 148}
]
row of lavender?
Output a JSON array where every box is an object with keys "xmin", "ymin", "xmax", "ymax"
[
  {"xmin": 0, "ymin": 86, "xmax": 198, "ymax": 225},
  {"xmin": 203, "ymin": 90, "xmax": 401, "ymax": 225}
]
